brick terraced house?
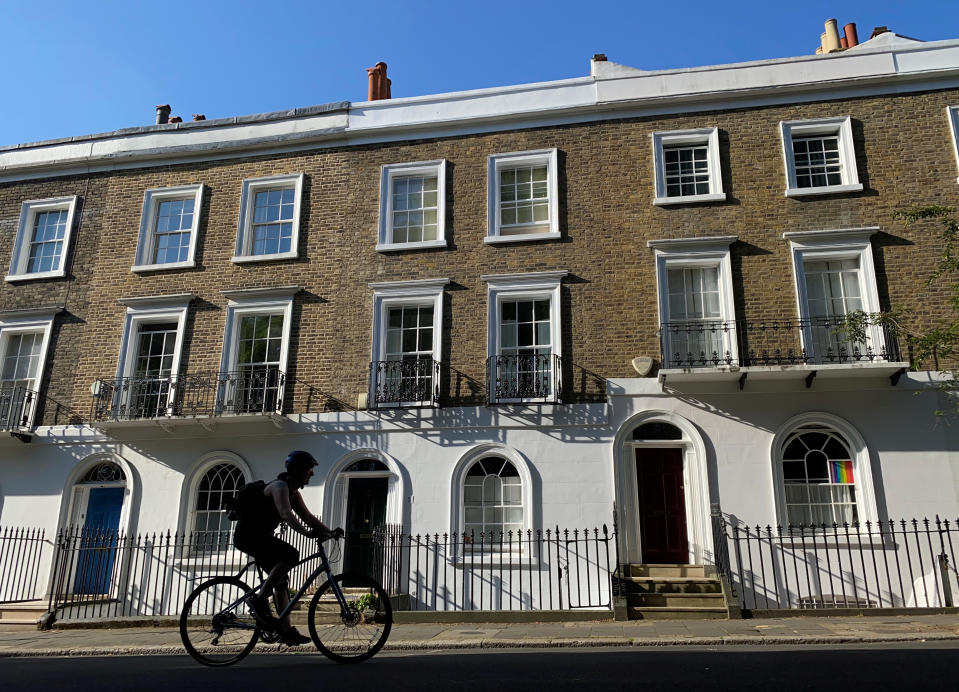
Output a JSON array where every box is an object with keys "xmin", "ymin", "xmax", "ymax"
[{"xmin": 2, "ymin": 26, "xmax": 959, "ymax": 618}]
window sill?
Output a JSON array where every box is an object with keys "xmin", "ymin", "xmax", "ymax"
[
  {"xmin": 231, "ymin": 251, "xmax": 298, "ymax": 264},
  {"xmin": 376, "ymin": 239, "xmax": 448, "ymax": 253},
  {"xmin": 485, "ymin": 231, "xmax": 561, "ymax": 245},
  {"xmin": 132, "ymin": 260, "xmax": 197, "ymax": 273},
  {"xmin": 784, "ymin": 183, "xmax": 863, "ymax": 198},
  {"xmin": 653, "ymin": 192, "xmax": 726, "ymax": 206},
  {"xmin": 5, "ymin": 269, "xmax": 66, "ymax": 283}
]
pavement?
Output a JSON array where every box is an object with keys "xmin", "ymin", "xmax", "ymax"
[{"xmin": 1, "ymin": 614, "xmax": 958, "ymax": 657}]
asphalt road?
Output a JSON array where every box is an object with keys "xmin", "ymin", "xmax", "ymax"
[{"xmin": 3, "ymin": 644, "xmax": 958, "ymax": 691}]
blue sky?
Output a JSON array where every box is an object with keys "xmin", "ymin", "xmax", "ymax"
[{"xmin": 2, "ymin": 1, "xmax": 958, "ymax": 147}]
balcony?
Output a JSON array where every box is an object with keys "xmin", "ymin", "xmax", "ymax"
[
  {"xmin": 91, "ymin": 369, "xmax": 286, "ymax": 429},
  {"xmin": 486, "ymin": 353, "xmax": 563, "ymax": 404},
  {"xmin": 370, "ymin": 358, "xmax": 440, "ymax": 408},
  {"xmin": 659, "ymin": 317, "xmax": 908, "ymax": 387},
  {"xmin": 1, "ymin": 386, "xmax": 38, "ymax": 433}
]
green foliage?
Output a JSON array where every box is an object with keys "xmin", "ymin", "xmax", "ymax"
[{"xmin": 350, "ymin": 592, "xmax": 378, "ymax": 612}]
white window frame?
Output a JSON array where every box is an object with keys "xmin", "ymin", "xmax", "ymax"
[
  {"xmin": 780, "ymin": 117, "xmax": 862, "ymax": 197},
  {"xmin": 649, "ymin": 236, "xmax": 738, "ymax": 368},
  {"xmin": 482, "ymin": 271, "xmax": 566, "ymax": 404},
  {"xmin": 0, "ymin": 308, "xmax": 57, "ymax": 428},
  {"xmin": 652, "ymin": 128, "xmax": 725, "ymax": 205},
  {"xmin": 233, "ymin": 173, "xmax": 304, "ymax": 263},
  {"xmin": 770, "ymin": 412, "xmax": 879, "ymax": 529},
  {"xmin": 132, "ymin": 185, "xmax": 204, "ymax": 272},
  {"xmin": 948, "ymin": 106, "xmax": 959, "ymax": 184},
  {"xmin": 368, "ymin": 278, "xmax": 448, "ymax": 407},
  {"xmin": 6, "ymin": 196, "xmax": 79, "ymax": 282},
  {"xmin": 449, "ymin": 444, "xmax": 535, "ymax": 562},
  {"xmin": 784, "ymin": 227, "xmax": 887, "ymax": 361},
  {"xmin": 377, "ymin": 160, "xmax": 448, "ymax": 252},
  {"xmin": 486, "ymin": 148, "xmax": 560, "ymax": 244},
  {"xmin": 110, "ymin": 295, "xmax": 191, "ymax": 417},
  {"xmin": 218, "ymin": 286, "xmax": 297, "ymax": 413}
]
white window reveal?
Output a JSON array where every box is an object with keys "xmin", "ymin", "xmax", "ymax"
[
  {"xmin": 6, "ymin": 196, "xmax": 79, "ymax": 282},
  {"xmin": 948, "ymin": 106, "xmax": 959, "ymax": 184},
  {"xmin": 483, "ymin": 271, "xmax": 566, "ymax": 403},
  {"xmin": 219, "ymin": 287, "xmax": 296, "ymax": 415},
  {"xmin": 652, "ymin": 128, "xmax": 725, "ymax": 205},
  {"xmin": 780, "ymin": 117, "xmax": 862, "ymax": 197},
  {"xmin": 0, "ymin": 308, "xmax": 58, "ymax": 429},
  {"xmin": 233, "ymin": 174, "xmax": 304, "ymax": 263},
  {"xmin": 486, "ymin": 149, "xmax": 560, "ymax": 243},
  {"xmin": 369, "ymin": 279, "xmax": 447, "ymax": 408},
  {"xmin": 133, "ymin": 185, "xmax": 204, "ymax": 272},
  {"xmin": 649, "ymin": 236, "xmax": 737, "ymax": 369},
  {"xmin": 784, "ymin": 228, "xmax": 897, "ymax": 364},
  {"xmin": 377, "ymin": 161, "xmax": 447, "ymax": 251}
]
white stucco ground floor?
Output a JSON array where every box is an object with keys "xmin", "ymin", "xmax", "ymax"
[{"xmin": 2, "ymin": 371, "xmax": 958, "ymax": 612}]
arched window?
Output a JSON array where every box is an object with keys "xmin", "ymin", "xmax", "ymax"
[
  {"xmin": 81, "ymin": 462, "xmax": 126, "ymax": 483},
  {"xmin": 781, "ymin": 424, "xmax": 857, "ymax": 526},
  {"xmin": 194, "ymin": 463, "xmax": 245, "ymax": 550},
  {"xmin": 632, "ymin": 422, "xmax": 683, "ymax": 440},
  {"xmin": 464, "ymin": 457, "xmax": 523, "ymax": 537}
]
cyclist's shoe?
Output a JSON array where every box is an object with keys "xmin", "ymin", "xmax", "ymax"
[
  {"xmin": 248, "ymin": 594, "xmax": 279, "ymax": 627},
  {"xmin": 279, "ymin": 626, "xmax": 311, "ymax": 646}
]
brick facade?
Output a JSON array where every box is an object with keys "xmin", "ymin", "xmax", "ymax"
[{"xmin": 2, "ymin": 87, "xmax": 958, "ymax": 417}]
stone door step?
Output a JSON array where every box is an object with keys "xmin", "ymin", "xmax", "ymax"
[{"xmin": 627, "ymin": 606, "xmax": 728, "ymax": 620}]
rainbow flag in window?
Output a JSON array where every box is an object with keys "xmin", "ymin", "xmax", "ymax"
[{"xmin": 829, "ymin": 459, "xmax": 854, "ymax": 484}]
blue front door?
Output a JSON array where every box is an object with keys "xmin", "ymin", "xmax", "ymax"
[{"xmin": 74, "ymin": 487, "xmax": 124, "ymax": 594}]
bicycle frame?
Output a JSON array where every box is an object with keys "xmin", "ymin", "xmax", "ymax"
[{"xmin": 225, "ymin": 540, "xmax": 351, "ymax": 626}]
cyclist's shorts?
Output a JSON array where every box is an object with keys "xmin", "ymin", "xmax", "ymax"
[{"xmin": 234, "ymin": 530, "xmax": 299, "ymax": 571}]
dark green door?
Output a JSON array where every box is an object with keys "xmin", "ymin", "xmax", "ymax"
[{"xmin": 343, "ymin": 477, "xmax": 388, "ymax": 578}]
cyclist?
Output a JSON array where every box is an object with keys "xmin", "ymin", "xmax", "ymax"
[{"xmin": 233, "ymin": 450, "xmax": 341, "ymax": 646}]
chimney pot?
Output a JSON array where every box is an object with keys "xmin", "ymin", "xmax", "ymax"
[
  {"xmin": 823, "ymin": 18, "xmax": 842, "ymax": 53},
  {"xmin": 840, "ymin": 36, "xmax": 848, "ymax": 49},
  {"xmin": 155, "ymin": 104, "xmax": 171, "ymax": 125},
  {"xmin": 192, "ymin": 114, "xmax": 206, "ymax": 121},
  {"xmin": 592, "ymin": 53, "xmax": 607, "ymax": 61},
  {"xmin": 367, "ymin": 62, "xmax": 390, "ymax": 101},
  {"xmin": 169, "ymin": 116, "xmax": 183, "ymax": 124},
  {"xmin": 844, "ymin": 22, "xmax": 859, "ymax": 47},
  {"xmin": 870, "ymin": 25, "xmax": 889, "ymax": 39}
]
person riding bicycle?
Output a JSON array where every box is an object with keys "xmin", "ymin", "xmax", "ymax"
[{"xmin": 233, "ymin": 450, "xmax": 341, "ymax": 646}]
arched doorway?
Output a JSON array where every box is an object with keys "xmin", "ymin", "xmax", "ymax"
[{"xmin": 69, "ymin": 461, "xmax": 127, "ymax": 594}]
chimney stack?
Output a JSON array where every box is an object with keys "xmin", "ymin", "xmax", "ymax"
[
  {"xmin": 156, "ymin": 104, "xmax": 171, "ymax": 125},
  {"xmin": 367, "ymin": 62, "xmax": 391, "ymax": 101},
  {"xmin": 870, "ymin": 26, "xmax": 890, "ymax": 39}
]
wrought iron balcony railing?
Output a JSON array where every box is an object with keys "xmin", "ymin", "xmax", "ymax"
[
  {"xmin": 0, "ymin": 386, "xmax": 38, "ymax": 431},
  {"xmin": 486, "ymin": 353, "xmax": 562, "ymax": 404},
  {"xmin": 660, "ymin": 316, "xmax": 903, "ymax": 369},
  {"xmin": 370, "ymin": 358, "xmax": 440, "ymax": 408},
  {"xmin": 91, "ymin": 369, "xmax": 286, "ymax": 422}
]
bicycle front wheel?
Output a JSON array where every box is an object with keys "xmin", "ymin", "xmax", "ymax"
[
  {"xmin": 180, "ymin": 576, "xmax": 260, "ymax": 666},
  {"xmin": 307, "ymin": 573, "xmax": 392, "ymax": 663}
]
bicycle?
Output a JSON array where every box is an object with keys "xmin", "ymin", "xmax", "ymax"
[{"xmin": 179, "ymin": 536, "xmax": 392, "ymax": 666}]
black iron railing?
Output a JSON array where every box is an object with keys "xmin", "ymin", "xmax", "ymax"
[
  {"xmin": 371, "ymin": 525, "xmax": 615, "ymax": 611},
  {"xmin": 370, "ymin": 358, "xmax": 440, "ymax": 407},
  {"xmin": 486, "ymin": 354, "xmax": 562, "ymax": 403},
  {"xmin": 91, "ymin": 369, "xmax": 286, "ymax": 422},
  {"xmin": 720, "ymin": 516, "xmax": 959, "ymax": 612},
  {"xmin": 0, "ymin": 526, "xmax": 48, "ymax": 603},
  {"xmin": 46, "ymin": 525, "xmax": 320, "ymax": 623},
  {"xmin": 0, "ymin": 386, "xmax": 38, "ymax": 431},
  {"xmin": 661, "ymin": 316, "xmax": 903, "ymax": 369}
]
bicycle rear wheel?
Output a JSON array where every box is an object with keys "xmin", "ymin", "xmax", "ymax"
[
  {"xmin": 307, "ymin": 573, "xmax": 392, "ymax": 663},
  {"xmin": 180, "ymin": 576, "xmax": 261, "ymax": 666}
]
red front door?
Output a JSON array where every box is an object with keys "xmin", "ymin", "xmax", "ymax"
[{"xmin": 636, "ymin": 448, "xmax": 688, "ymax": 564}]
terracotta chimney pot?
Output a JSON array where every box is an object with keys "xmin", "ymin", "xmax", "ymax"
[
  {"xmin": 367, "ymin": 62, "xmax": 390, "ymax": 101},
  {"xmin": 844, "ymin": 22, "xmax": 859, "ymax": 47},
  {"xmin": 169, "ymin": 116, "xmax": 183, "ymax": 124},
  {"xmin": 192, "ymin": 114, "xmax": 206, "ymax": 121}
]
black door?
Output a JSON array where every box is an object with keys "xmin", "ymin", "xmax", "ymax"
[
  {"xmin": 343, "ymin": 477, "xmax": 388, "ymax": 579},
  {"xmin": 636, "ymin": 448, "xmax": 688, "ymax": 564}
]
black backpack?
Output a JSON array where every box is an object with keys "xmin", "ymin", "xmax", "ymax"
[{"xmin": 225, "ymin": 480, "xmax": 268, "ymax": 521}]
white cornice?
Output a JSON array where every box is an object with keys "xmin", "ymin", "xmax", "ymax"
[
  {"xmin": 2, "ymin": 38, "xmax": 959, "ymax": 181},
  {"xmin": 368, "ymin": 278, "xmax": 450, "ymax": 296},
  {"xmin": 0, "ymin": 305, "xmax": 64, "ymax": 320}
]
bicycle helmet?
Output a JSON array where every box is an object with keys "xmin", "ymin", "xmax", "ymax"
[{"xmin": 285, "ymin": 450, "xmax": 318, "ymax": 471}]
